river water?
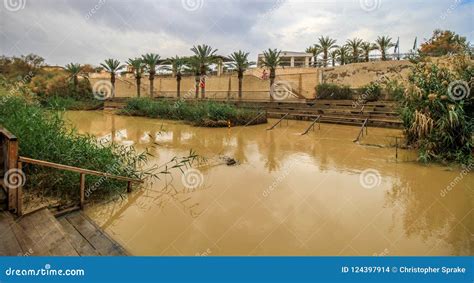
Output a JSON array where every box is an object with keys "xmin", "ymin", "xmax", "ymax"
[{"xmin": 65, "ymin": 111, "xmax": 473, "ymax": 256}]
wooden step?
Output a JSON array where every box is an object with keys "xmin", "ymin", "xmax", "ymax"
[
  {"xmin": 0, "ymin": 208, "xmax": 128, "ymax": 256},
  {"xmin": 58, "ymin": 211, "xmax": 128, "ymax": 256},
  {"xmin": 1, "ymin": 208, "xmax": 79, "ymax": 256}
]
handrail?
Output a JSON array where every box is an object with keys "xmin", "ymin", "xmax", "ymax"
[
  {"xmin": 244, "ymin": 111, "xmax": 266, "ymax": 127},
  {"xmin": 267, "ymin": 113, "xmax": 289, "ymax": 130},
  {"xmin": 0, "ymin": 127, "xmax": 17, "ymax": 141},
  {"xmin": 17, "ymin": 156, "xmax": 143, "ymax": 215},
  {"xmin": 353, "ymin": 118, "xmax": 369, "ymax": 142},
  {"xmin": 18, "ymin": 156, "xmax": 143, "ymax": 183},
  {"xmin": 301, "ymin": 115, "xmax": 321, "ymax": 135}
]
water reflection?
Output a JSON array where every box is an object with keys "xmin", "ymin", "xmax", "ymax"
[{"xmin": 65, "ymin": 111, "xmax": 473, "ymax": 256}]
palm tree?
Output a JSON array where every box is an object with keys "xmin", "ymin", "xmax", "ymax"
[
  {"xmin": 337, "ymin": 46, "xmax": 350, "ymax": 65},
  {"xmin": 346, "ymin": 38, "xmax": 363, "ymax": 63},
  {"xmin": 141, "ymin": 53, "xmax": 161, "ymax": 98},
  {"xmin": 360, "ymin": 42, "xmax": 377, "ymax": 62},
  {"xmin": 375, "ymin": 36, "xmax": 395, "ymax": 61},
  {"xmin": 330, "ymin": 49, "xmax": 339, "ymax": 67},
  {"xmin": 228, "ymin": 51, "xmax": 252, "ymax": 100},
  {"xmin": 100, "ymin": 59, "xmax": 125, "ymax": 99},
  {"xmin": 190, "ymin": 44, "xmax": 218, "ymax": 99},
  {"xmin": 126, "ymin": 58, "xmax": 144, "ymax": 98},
  {"xmin": 187, "ymin": 56, "xmax": 201, "ymax": 99},
  {"xmin": 168, "ymin": 56, "xmax": 187, "ymax": 98},
  {"xmin": 305, "ymin": 45, "xmax": 321, "ymax": 67},
  {"xmin": 64, "ymin": 63, "xmax": 82, "ymax": 88},
  {"xmin": 260, "ymin": 48, "xmax": 281, "ymax": 100},
  {"xmin": 315, "ymin": 36, "xmax": 337, "ymax": 67}
]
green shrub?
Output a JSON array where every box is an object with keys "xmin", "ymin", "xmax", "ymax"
[
  {"xmin": 398, "ymin": 58, "xmax": 473, "ymax": 164},
  {"xmin": 360, "ymin": 82, "xmax": 382, "ymax": 102},
  {"xmin": 0, "ymin": 92, "xmax": 149, "ymax": 205},
  {"xmin": 43, "ymin": 96, "xmax": 103, "ymax": 110},
  {"xmin": 120, "ymin": 98, "xmax": 266, "ymax": 127},
  {"xmin": 316, "ymin": 83, "xmax": 353, "ymax": 99}
]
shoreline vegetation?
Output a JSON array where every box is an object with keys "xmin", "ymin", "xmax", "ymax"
[
  {"xmin": 0, "ymin": 89, "xmax": 149, "ymax": 207},
  {"xmin": 118, "ymin": 98, "xmax": 267, "ymax": 127}
]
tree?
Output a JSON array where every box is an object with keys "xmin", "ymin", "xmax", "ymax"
[
  {"xmin": 306, "ymin": 45, "xmax": 321, "ymax": 67},
  {"xmin": 100, "ymin": 59, "xmax": 124, "ymax": 99},
  {"xmin": 337, "ymin": 46, "xmax": 349, "ymax": 65},
  {"xmin": 330, "ymin": 49, "xmax": 339, "ymax": 67},
  {"xmin": 346, "ymin": 38, "xmax": 363, "ymax": 63},
  {"xmin": 315, "ymin": 36, "xmax": 337, "ymax": 67},
  {"xmin": 187, "ymin": 56, "xmax": 202, "ymax": 99},
  {"xmin": 375, "ymin": 36, "xmax": 395, "ymax": 61},
  {"xmin": 64, "ymin": 63, "xmax": 83, "ymax": 88},
  {"xmin": 420, "ymin": 29, "xmax": 469, "ymax": 56},
  {"xmin": 168, "ymin": 56, "xmax": 187, "ymax": 98},
  {"xmin": 190, "ymin": 44, "xmax": 218, "ymax": 98},
  {"xmin": 260, "ymin": 48, "xmax": 281, "ymax": 100},
  {"xmin": 127, "ymin": 58, "xmax": 144, "ymax": 98},
  {"xmin": 228, "ymin": 51, "xmax": 252, "ymax": 100},
  {"xmin": 141, "ymin": 53, "xmax": 161, "ymax": 98},
  {"xmin": 360, "ymin": 42, "xmax": 377, "ymax": 62}
]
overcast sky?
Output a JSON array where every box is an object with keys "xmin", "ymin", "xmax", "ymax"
[{"xmin": 0, "ymin": 0, "xmax": 472, "ymax": 66}]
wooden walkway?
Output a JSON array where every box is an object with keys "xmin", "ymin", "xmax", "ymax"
[{"xmin": 0, "ymin": 208, "xmax": 127, "ymax": 256}]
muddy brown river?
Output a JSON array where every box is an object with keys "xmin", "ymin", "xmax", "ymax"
[{"xmin": 65, "ymin": 111, "xmax": 473, "ymax": 256}]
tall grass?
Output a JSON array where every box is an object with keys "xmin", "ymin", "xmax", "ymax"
[
  {"xmin": 0, "ymin": 92, "xmax": 149, "ymax": 206},
  {"xmin": 120, "ymin": 98, "xmax": 267, "ymax": 127},
  {"xmin": 398, "ymin": 56, "xmax": 473, "ymax": 164}
]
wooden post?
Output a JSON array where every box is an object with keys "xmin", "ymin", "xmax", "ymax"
[
  {"xmin": 7, "ymin": 139, "xmax": 18, "ymax": 212},
  {"xmin": 395, "ymin": 137, "xmax": 399, "ymax": 160},
  {"xmin": 80, "ymin": 173, "xmax": 85, "ymax": 209},
  {"xmin": 127, "ymin": 181, "xmax": 132, "ymax": 193},
  {"xmin": 17, "ymin": 161, "xmax": 23, "ymax": 216}
]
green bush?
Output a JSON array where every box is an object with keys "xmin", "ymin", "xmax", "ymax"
[
  {"xmin": 398, "ymin": 58, "xmax": 473, "ymax": 164},
  {"xmin": 120, "ymin": 98, "xmax": 266, "ymax": 127},
  {"xmin": 316, "ymin": 83, "xmax": 353, "ymax": 99},
  {"xmin": 43, "ymin": 96, "xmax": 103, "ymax": 110},
  {"xmin": 0, "ymin": 92, "xmax": 148, "ymax": 205},
  {"xmin": 360, "ymin": 82, "xmax": 382, "ymax": 102}
]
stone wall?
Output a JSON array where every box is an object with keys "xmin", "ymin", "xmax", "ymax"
[
  {"xmin": 89, "ymin": 60, "xmax": 413, "ymax": 100},
  {"xmin": 321, "ymin": 60, "xmax": 413, "ymax": 88},
  {"xmin": 89, "ymin": 69, "xmax": 320, "ymax": 100}
]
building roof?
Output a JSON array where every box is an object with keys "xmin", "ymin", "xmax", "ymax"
[{"xmin": 258, "ymin": 51, "xmax": 312, "ymax": 57}]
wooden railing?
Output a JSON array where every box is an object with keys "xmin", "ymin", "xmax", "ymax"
[
  {"xmin": 353, "ymin": 118, "xmax": 369, "ymax": 143},
  {"xmin": 301, "ymin": 115, "xmax": 321, "ymax": 135},
  {"xmin": 17, "ymin": 156, "xmax": 143, "ymax": 216},
  {"xmin": 267, "ymin": 113, "xmax": 289, "ymax": 130}
]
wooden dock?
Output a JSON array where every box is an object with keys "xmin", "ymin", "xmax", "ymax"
[{"xmin": 0, "ymin": 208, "xmax": 127, "ymax": 256}]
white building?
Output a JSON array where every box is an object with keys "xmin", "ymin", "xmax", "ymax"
[{"xmin": 257, "ymin": 51, "xmax": 313, "ymax": 68}]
